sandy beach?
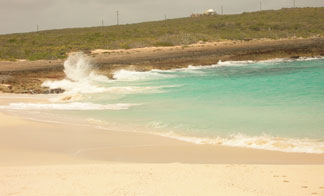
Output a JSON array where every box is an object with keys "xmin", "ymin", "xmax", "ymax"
[
  {"xmin": 2, "ymin": 164, "xmax": 324, "ymax": 196},
  {"xmin": 1, "ymin": 38, "xmax": 324, "ymax": 196},
  {"xmin": 1, "ymin": 4, "xmax": 324, "ymax": 196},
  {"xmin": 0, "ymin": 94, "xmax": 324, "ymax": 196}
]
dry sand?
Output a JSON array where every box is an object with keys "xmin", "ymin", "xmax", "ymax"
[
  {"xmin": 1, "ymin": 164, "xmax": 324, "ymax": 196},
  {"xmin": 1, "ymin": 95, "xmax": 324, "ymax": 195}
]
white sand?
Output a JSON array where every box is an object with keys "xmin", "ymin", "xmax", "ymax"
[
  {"xmin": 1, "ymin": 164, "xmax": 324, "ymax": 196},
  {"xmin": 1, "ymin": 94, "xmax": 324, "ymax": 196}
]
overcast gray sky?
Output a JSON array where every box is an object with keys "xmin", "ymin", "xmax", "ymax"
[{"xmin": 0, "ymin": 0, "xmax": 323, "ymax": 35}]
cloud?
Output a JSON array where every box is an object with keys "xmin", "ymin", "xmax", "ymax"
[
  {"xmin": 0, "ymin": 0, "xmax": 55, "ymax": 9},
  {"xmin": 68, "ymin": 0, "xmax": 151, "ymax": 5},
  {"xmin": 0, "ymin": 0, "xmax": 323, "ymax": 34}
]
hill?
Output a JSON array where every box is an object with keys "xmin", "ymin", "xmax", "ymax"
[{"xmin": 0, "ymin": 7, "xmax": 323, "ymax": 61}]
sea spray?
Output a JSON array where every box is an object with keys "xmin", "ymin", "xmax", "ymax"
[
  {"xmin": 42, "ymin": 52, "xmax": 111, "ymax": 96},
  {"xmin": 40, "ymin": 52, "xmax": 163, "ymax": 107},
  {"xmin": 64, "ymin": 52, "xmax": 94, "ymax": 82},
  {"xmin": 42, "ymin": 52, "xmax": 163, "ymax": 96}
]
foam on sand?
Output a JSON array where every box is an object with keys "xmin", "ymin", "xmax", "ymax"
[
  {"xmin": 156, "ymin": 132, "xmax": 324, "ymax": 154},
  {"xmin": 0, "ymin": 102, "xmax": 137, "ymax": 111}
]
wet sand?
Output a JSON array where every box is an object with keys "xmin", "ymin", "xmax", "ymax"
[
  {"xmin": 1, "ymin": 37, "xmax": 324, "ymax": 195},
  {"xmin": 1, "ymin": 93, "xmax": 324, "ymax": 195},
  {"xmin": 1, "ymin": 110, "xmax": 324, "ymax": 165},
  {"xmin": 1, "ymin": 111, "xmax": 324, "ymax": 196}
]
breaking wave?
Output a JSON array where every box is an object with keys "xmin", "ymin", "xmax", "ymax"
[
  {"xmin": 155, "ymin": 132, "xmax": 324, "ymax": 154},
  {"xmin": 43, "ymin": 53, "xmax": 324, "ymax": 93},
  {"xmin": 111, "ymin": 57, "xmax": 324, "ymax": 81},
  {"xmin": 42, "ymin": 52, "xmax": 111, "ymax": 95},
  {"xmin": 79, "ymin": 118, "xmax": 324, "ymax": 154},
  {"xmin": 113, "ymin": 69, "xmax": 173, "ymax": 81},
  {"xmin": 42, "ymin": 52, "xmax": 165, "ymax": 101},
  {"xmin": 0, "ymin": 102, "xmax": 137, "ymax": 111}
]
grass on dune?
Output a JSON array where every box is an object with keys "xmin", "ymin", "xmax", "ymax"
[{"xmin": 0, "ymin": 7, "xmax": 323, "ymax": 61}]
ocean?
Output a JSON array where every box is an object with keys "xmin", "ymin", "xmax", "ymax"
[{"xmin": 3, "ymin": 53, "xmax": 324, "ymax": 154}]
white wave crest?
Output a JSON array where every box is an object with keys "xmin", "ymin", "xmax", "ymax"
[
  {"xmin": 113, "ymin": 69, "xmax": 172, "ymax": 81},
  {"xmin": 147, "ymin": 57, "xmax": 324, "ymax": 75},
  {"xmin": 42, "ymin": 53, "xmax": 166, "ymax": 97},
  {"xmin": 98, "ymin": 56, "xmax": 324, "ymax": 83},
  {"xmin": 64, "ymin": 52, "xmax": 103, "ymax": 82},
  {"xmin": 155, "ymin": 132, "xmax": 324, "ymax": 154},
  {"xmin": 42, "ymin": 79, "xmax": 108, "ymax": 94},
  {"xmin": 104, "ymin": 86, "xmax": 162, "ymax": 94},
  {"xmin": 64, "ymin": 52, "xmax": 92, "ymax": 81},
  {"xmin": 0, "ymin": 102, "xmax": 137, "ymax": 111},
  {"xmin": 217, "ymin": 60, "xmax": 254, "ymax": 66},
  {"xmin": 244, "ymin": 56, "xmax": 324, "ymax": 65},
  {"xmin": 216, "ymin": 57, "xmax": 324, "ymax": 66},
  {"xmin": 42, "ymin": 52, "xmax": 111, "ymax": 95}
]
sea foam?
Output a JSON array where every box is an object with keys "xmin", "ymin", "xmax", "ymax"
[
  {"xmin": 113, "ymin": 69, "xmax": 173, "ymax": 81},
  {"xmin": 42, "ymin": 52, "xmax": 111, "ymax": 95},
  {"xmin": 155, "ymin": 132, "xmax": 324, "ymax": 154},
  {"xmin": 0, "ymin": 102, "xmax": 136, "ymax": 111},
  {"xmin": 42, "ymin": 53, "xmax": 165, "ymax": 97},
  {"xmin": 132, "ymin": 57, "xmax": 324, "ymax": 75}
]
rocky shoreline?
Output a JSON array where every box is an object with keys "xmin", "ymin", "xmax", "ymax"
[{"xmin": 1, "ymin": 37, "xmax": 324, "ymax": 94}]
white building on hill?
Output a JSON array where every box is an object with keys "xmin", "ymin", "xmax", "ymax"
[
  {"xmin": 191, "ymin": 9, "xmax": 217, "ymax": 17},
  {"xmin": 204, "ymin": 9, "xmax": 217, "ymax": 15}
]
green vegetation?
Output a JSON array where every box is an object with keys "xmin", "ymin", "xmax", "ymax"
[{"xmin": 0, "ymin": 7, "xmax": 323, "ymax": 60}]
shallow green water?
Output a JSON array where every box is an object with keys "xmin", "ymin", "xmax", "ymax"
[
  {"xmin": 8, "ymin": 56, "xmax": 322, "ymax": 153},
  {"xmin": 73, "ymin": 59, "xmax": 323, "ymax": 142}
]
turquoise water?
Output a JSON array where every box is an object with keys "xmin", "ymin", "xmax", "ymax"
[
  {"xmin": 75, "ymin": 59, "xmax": 324, "ymax": 143},
  {"xmin": 6, "ymin": 55, "xmax": 324, "ymax": 153}
]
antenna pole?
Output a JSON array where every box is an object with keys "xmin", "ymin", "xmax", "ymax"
[{"xmin": 116, "ymin": 11, "xmax": 119, "ymax": 25}]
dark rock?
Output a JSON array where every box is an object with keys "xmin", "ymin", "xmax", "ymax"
[
  {"xmin": 42, "ymin": 90, "xmax": 50, "ymax": 94},
  {"xmin": 49, "ymin": 88, "xmax": 65, "ymax": 94},
  {"xmin": 290, "ymin": 56, "xmax": 300, "ymax": 59}
]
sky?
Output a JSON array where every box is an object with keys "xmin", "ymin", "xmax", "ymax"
[{"xmin": 0, "ymin": 0, "xmax": 323, "ymax": 35}]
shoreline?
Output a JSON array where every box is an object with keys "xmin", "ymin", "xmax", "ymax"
[
  {"xmin": 1, "ymin": 96, "xmax": 324, "ymax": 196},
  {"xmin": 1, "ymin": 92, "xmax": 324, "ymax": 156},
  {"xmin": 1, "ymin": 37, "xmax": 324, "ymax": 94},
  {"xmin": 1, "ymin": 102, "xmax": 324, "ymax": 165},
  {"xmin": 2, "ymin": 7, "xmax": 324, "ymax": 196}
]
